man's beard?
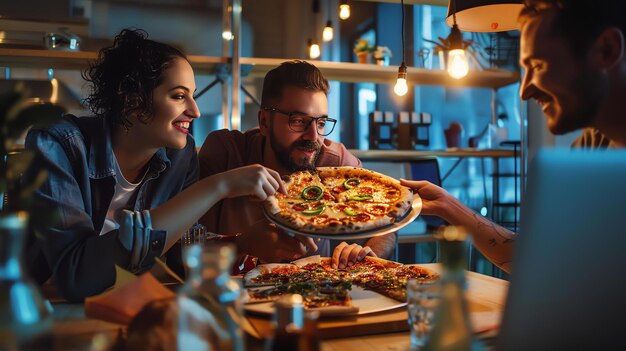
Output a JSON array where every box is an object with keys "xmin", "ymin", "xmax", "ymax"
[
  {"xmin": 549, "ymin": 70, "xmax": 603, "ymax": 135},
  {"xmin": 269, "ymin": 129, "xmax": 321, "ymax": 172}
]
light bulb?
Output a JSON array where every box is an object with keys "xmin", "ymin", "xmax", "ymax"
[
  {"xmin": 447, "ymin": 49, "xmax": 469, "ymax": 79},
  {"xmin": 394, "ymin": 63, "xmax": 408, "ymax": 96},
  {"xmin": 322, "ymin": 21, "xmax": 334, "ymax": 42},
  {"xmin": 309, "ymin": 42, "xmax": 321, "ymax": 59},
  {"xmin": 339, "ymin": 3, "xmax": 350, "ymax": 20},
  {"xmin": 222, "ymin": 30, "xmax": 233, "ymax": 41},
  {"xmin": 394, "ymin": 78, "xmax": 408, "ymax": 96}
]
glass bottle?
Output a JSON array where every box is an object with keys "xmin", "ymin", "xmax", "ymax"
[
  {"xmin": 265, "ymin": 294, "xmax": 304, "ymax": 351},
  {"xmin": 424, "ymin": 226, "xmax": 483, "ymax": 351},
  {"xmin": 179, "ymin": 243, "xmax": 246, "ymax": 351},
  {"xmin": 299, "ymin": 310, "xmax": 321, "ymax": 351},
  {"xmin": 0, "ymin": 211, "xmax": 52, "ymax": 349}
]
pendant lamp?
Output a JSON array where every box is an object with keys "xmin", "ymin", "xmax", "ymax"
[{"xmin": 445, "ymin": 0, "xmax": 523, "ymax": 32}]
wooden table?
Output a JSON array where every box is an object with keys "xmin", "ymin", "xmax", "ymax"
[
  {"xmin": 321, "ymin": 267, "xmax": 508, "ymax": 351},
  {"xmin": 47, "ymin": 265, "xmax": 508, "ymax": 351}
]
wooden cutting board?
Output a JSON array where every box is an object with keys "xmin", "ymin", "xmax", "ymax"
[
  {"xmin": 244, "ymin": 264, "xmax": 509, "ymax": 340},
  {"xmin": 246, "ymin": 306, "xmax": 409, "ymax": 339}
]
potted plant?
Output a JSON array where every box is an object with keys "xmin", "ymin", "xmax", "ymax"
[
  {"xmin": 0, "ymin": 84, "xmax": 62, "ymax": 345},
  {"xmin": 373, "ymin": 46, "xmax": 392, "ymax": 66},
  {"xmin": 353, "ymin": 38, "xmax": 375, "ymax": 64}
]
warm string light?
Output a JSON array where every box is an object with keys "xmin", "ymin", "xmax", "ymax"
[
  {"xmin": 308, "ymin": 39, "xmax": 321, "ymax": 59},
  {"xmin": 447, "ymin": 1, "xmax": 469, "ymax": 79},
  {"xmin": 323, "ymin": 20, "xmax": 334, "ymax": 42},
  {"xmin": 448, "ymin": 48, "xmax": 469, "ymax": 79},
  {"xmin": 394, "ymin": 63, "xmax": 408, "ymax": 96},
  {"xmin": 339, "ymin": 0, "xmax": 350, "ymax": 20},
  {"xmin": 394, "ymin": 0, "xmax": 408, "ymax": 96},
  {"xmin": 222, "ymin": 31, "xmax": 233, "ymax": 40},
  {"xmin": 222, "ymin": 5, "xmax": 233, "ymax": 41}
]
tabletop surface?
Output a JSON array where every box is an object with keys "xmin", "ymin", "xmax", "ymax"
[{"xmin": 47, "ymin": 264, "xmax": 508, "ymax": 351}]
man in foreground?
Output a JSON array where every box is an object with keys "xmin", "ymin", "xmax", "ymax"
[{"xmin": 402, "ymin": 0, "xmax": 626, "ymax": 273}]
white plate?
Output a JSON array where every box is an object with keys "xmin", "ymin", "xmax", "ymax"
[
  {"xmin": 264, "ymin": 194, "xmax": 422, "ymax": 241},
  {"xmin": 244, "ymin": 285, "xmax": 407, "ymax": 317}
]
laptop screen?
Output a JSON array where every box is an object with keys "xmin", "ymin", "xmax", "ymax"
[
  {"xmin": 410, "ymin": 158, "xmax": 446, "ymax": 228},
  {"xmin": 497, "ymin": 149, "xmax": 626, "ymax": 350}
]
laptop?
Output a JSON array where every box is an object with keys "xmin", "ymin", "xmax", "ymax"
[
  {"xmin": 496, "ymin": 149, "xmax": 626, "ymax": 350},
  {"xmin": 409, "ymin": 158, "xmax": 446, "ymax": 228}
]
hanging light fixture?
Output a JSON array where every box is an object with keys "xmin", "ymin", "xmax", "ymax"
[
  {"xmin": 308, "ymin": 39, "xmax": 321, "ymax": 59},
  {"xmin": 323, "ymin": 20, "xmax": 334, "ymax": 42},
  {"xmin": 394, "ymin": 0, "xmax": 408, "ymax": 96},
  {"xmin": 222, "ymin": 4, "xmax": 234, "ymax": 41},
  {"xmin": 322, "ymin": 0, "xmax": 334, "ymax": 42},
  {"xmin": 445, "ymin": 0, "xmax": 523, "ymax": 32},
  {"xmin": 339, "ymin": 0, "xmax": 350, "ymax": 20},
  {"xmin": 446, "ymin": 0, "xmax": 469, "ymax": 79}
]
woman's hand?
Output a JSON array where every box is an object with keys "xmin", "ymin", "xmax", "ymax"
[
  {"xmin": 400, "ymin": 179, "xmax": 452, "ymax": 221},
  {"xmin": 214, "ymin": 164, "xmax": 286, "ymax": 201}
]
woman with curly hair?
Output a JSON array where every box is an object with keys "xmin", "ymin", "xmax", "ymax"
[{"xmin": 25, "ymin": 28, "xmax": 284, "ymax": 302}]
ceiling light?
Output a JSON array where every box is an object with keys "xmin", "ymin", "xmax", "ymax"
[{"xmin": 339, "ymin": 0, "xmax": 350, "ymax": 20}]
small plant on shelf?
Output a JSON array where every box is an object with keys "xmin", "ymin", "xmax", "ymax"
[
  {"xmin": 373, "ymin": 46, "xmax": 392, "ymax": 66},
  {"xmin": 353, "ymin": 38, "xmax": 375, "ymax": 64}
]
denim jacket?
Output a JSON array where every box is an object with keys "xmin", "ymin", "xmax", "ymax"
[{"xmin": 25, "ymin": 115, "xmax": 198, "ymax": 302}]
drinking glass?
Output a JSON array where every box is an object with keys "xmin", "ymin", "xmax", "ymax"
[{"xmin": 407, "ymin": 278, "xmax": 441, "ymax": 350}]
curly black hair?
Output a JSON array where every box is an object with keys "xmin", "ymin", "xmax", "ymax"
[{"xmin": 82, "ymin": 29, "xmax": 187, "ymax": 130}]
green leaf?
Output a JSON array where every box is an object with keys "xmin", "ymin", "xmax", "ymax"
[
  {"xmin": 5, "ymin": 103, "xmax": 63, "ymax": 144},
  {"xmin": 6, "ymin": 150, "xmax": 35, "ymax": 183},
  {"xmin": 0, "ymin": 90, "xmax": 23, "ymax": 125}
]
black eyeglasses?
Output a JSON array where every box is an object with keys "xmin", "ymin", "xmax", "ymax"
[{"xmin": 262, "ymin": 107, "xmax": 337, "ymax": 136}]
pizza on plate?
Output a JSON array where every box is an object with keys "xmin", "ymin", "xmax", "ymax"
[
  {"xmin": 264, "ymin": 167, "xmax": 414, "ymax": 234},
  {"xmin": 243, "ymin": 255, "xmax": 438, "ymax": 312}
]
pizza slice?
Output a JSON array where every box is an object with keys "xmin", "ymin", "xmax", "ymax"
[{"xmin": 243, "ymin": 263, "xmax": 301, "ymax": 287}]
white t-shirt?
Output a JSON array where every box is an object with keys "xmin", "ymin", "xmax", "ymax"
[{"xmin": 99, "ymin": 153, "xmax": 146, "ymax": 236}]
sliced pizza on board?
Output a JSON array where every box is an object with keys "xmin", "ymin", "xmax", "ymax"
[{"xmin": 242, "ymin": 255, "xmax": 438, "ymax": 315}]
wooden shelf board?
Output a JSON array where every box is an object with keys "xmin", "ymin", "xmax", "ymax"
[
  {"xmin": 0, "ymin": 49, "xmax": 519, "ymax": 88},
  {"xmin": 350, "ymin": 148, "xmax": 517, "ymax": 161},
  {"xmin": 241, "ymin": 57, "xmax": 520, "ymax": 88},
  {"xmin": 0, "ymin": 48, "xmax": 227, "ymax": 74}
]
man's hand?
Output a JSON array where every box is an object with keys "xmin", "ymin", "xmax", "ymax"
[
  {"xmin": 237, "ymin": 219, "xmax": 318, "ymax": 263},
  {"xmin": 331, "ymin": 241, "xmax": 376, "ymax": 269}
]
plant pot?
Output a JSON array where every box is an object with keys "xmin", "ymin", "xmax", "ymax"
[
  {"xmin": 375, "ymin": 56, "xmax": 390, "ymax": 66},
  {"xmin": 0, "ymin": 211, "xmax": 51, "ymax": 345},
  {"xmin": 356, "ymin": 51, "xmax": 371, "ymax": 64}
]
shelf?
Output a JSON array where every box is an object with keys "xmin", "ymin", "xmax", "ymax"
[
  {"xmin": 350, "ymin": 148, "xmax": 517, "ymax": 161},
  {"xmin": 490, "ymin": 172, "xmax": 520, "ymax": 178},
  {"xmin": 241, "ymin": 57, "xmax": 520, "ymax": 88},
  {"xmin": 0, "ymin": 49, "xmax": 520, "ymax": 89},
  {"xmin": 0, "ymin": 48, "xmax": 227, "ymax": 74},
  {"xmin": 492, "ymin": 202, "xmax": 520, "ymax": 208}
]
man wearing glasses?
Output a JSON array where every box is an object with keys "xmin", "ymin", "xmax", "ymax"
[{"xmin": 198, "ymin": 60, "xmax": 396, "ymax": 272}]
